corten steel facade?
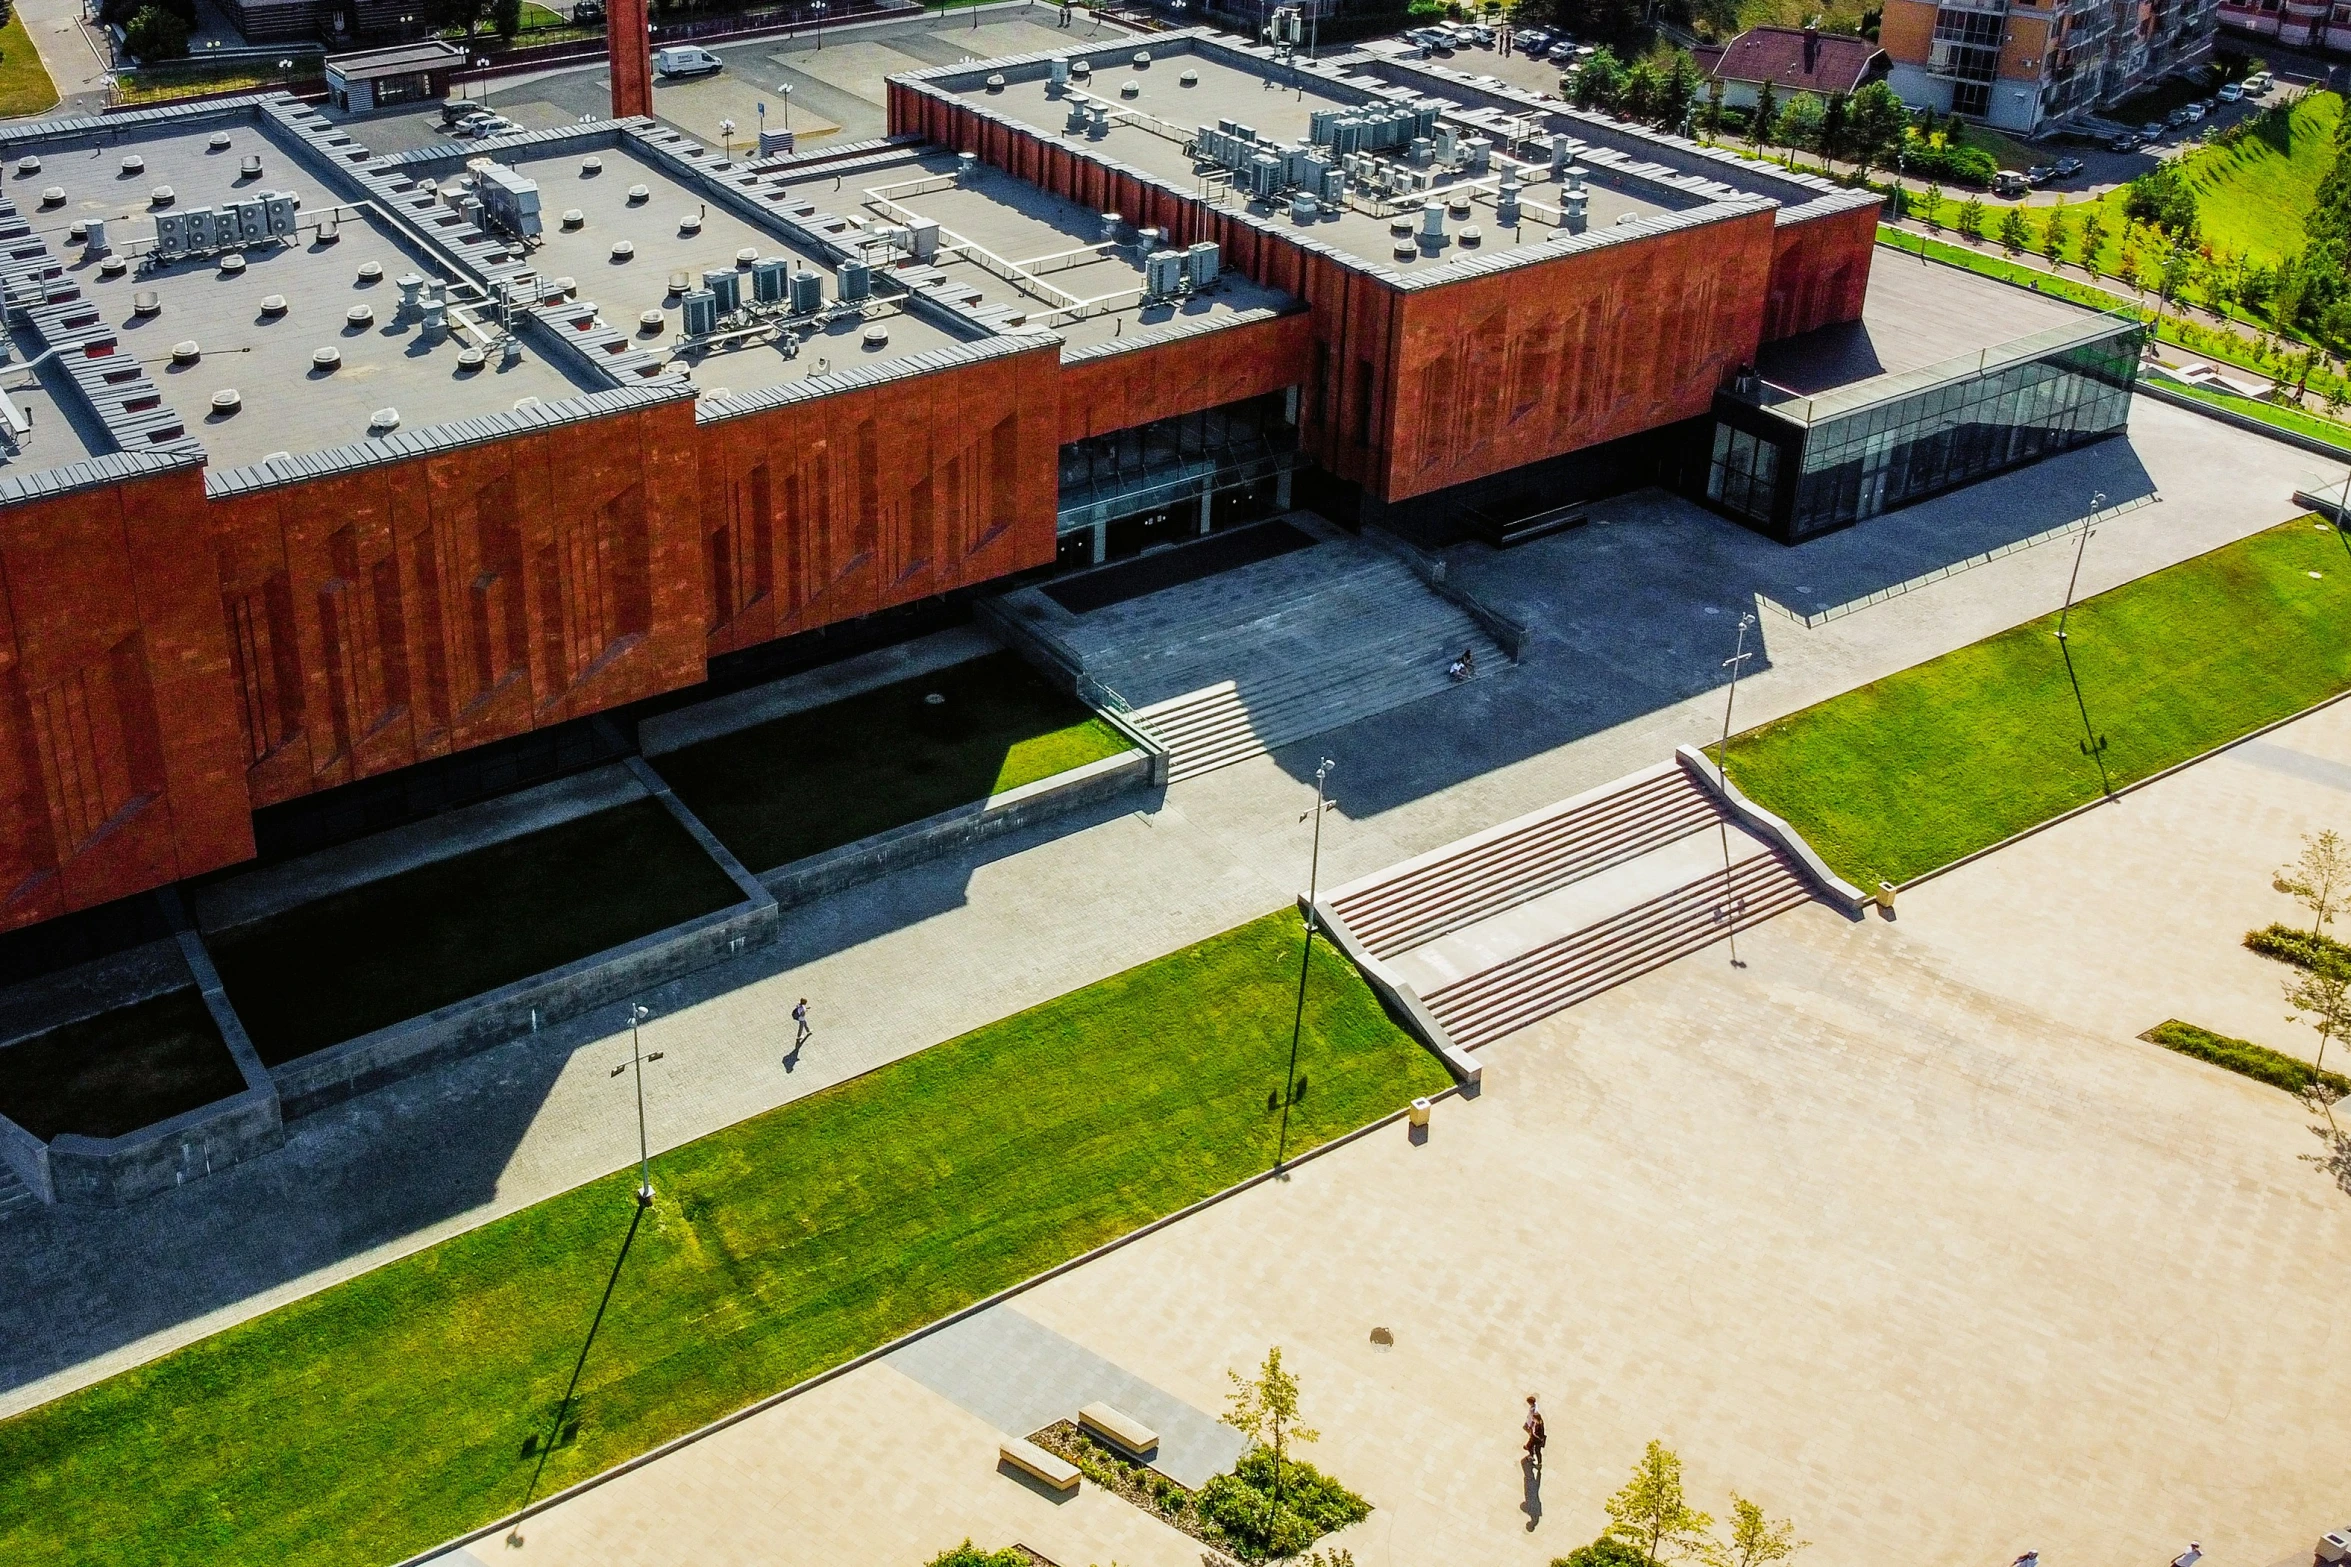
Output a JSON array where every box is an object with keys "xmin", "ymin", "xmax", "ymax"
[
  {"xmin": 0, "ymin": 38, "xmax": 1883, "ymax": 935},
  {"xmin": 886, "ymin": 33, "xmax": 1882, "ymax": 510}
]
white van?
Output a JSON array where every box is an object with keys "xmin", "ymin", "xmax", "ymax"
[{"xmin": 654, "ymin": 46, "xmax": 723, "ymax": 78}]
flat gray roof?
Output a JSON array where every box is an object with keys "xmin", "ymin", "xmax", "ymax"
[
  {"xmin": 921, "ymin": 34, "xmax": 1755, "ymax": 276},
  {"xmin": 844, "ymin": 146, "xmax": 1296, "ymax": 352},
  {"xmin": 495, "ymin": 140, "xmax": 982, "ymax": 400},
  {"xmin": 0, "ymin": 312, "xmax": 109, "ymax": 476},
  {"xmin": 7, "ymin": 117, "xmax": 598, "ymax": 471},
  {"xmin": 1755, "ymin": 252, "xmax": 2104, "ymax": 396}
]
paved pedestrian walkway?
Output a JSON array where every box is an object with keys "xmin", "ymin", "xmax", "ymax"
[
  {"xmin": 428, "ymin": 697, "xmax": 2351, "ymax": 1567},
  {"xmin": 0, "ymin": 394, "xmax": 2327, "ymax": 1421},
  {"xmin": 886, "ymin": 1304, "xmax": 1247, "ymax": 1489}
]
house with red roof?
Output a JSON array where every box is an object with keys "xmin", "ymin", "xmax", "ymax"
[{"xmin": 1707, "ymin": 24, "xmax": 1889, "ymax": 108}]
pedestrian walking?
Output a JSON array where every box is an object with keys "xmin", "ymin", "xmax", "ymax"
[
  {"xmin": 2011, "ymin": 1553, "xmax": 2040, "ymax": 1567},
  {"xmin": 792, "ymin": 997, "xmax": 810, "ymax": 1048},
  {"xmin": 2172, "ymin": 1545, "xmax": 2202, "ymax": 1567},
  {"xmin": 1522, "ymin": 1394, "xmax": 1543, "ymax": 1458}
]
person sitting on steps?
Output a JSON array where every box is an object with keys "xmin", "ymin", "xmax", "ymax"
[{"xmin": 1449, "ymin": 645, "xmax": 1477, "ymax": 682}]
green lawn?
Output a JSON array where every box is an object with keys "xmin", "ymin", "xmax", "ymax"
[
  {"xmin": 2178, "ymin": 91, "xmax": 2339, "ymax": 266},
  {"xmin": 2148, "ymin": 373, "xmax": 2351, "ymax": 450},
  {"xmin": 0, "ymin": 11, "xmax": 59, "ymax": 118},
  {"xmin": 207, "ymin": 798, "xmax": 744, "ymax": 1065},
  {"xmin": 0, "ymin": 910, "xmax": 1449, "ymax": 1567},
  {"xmin": 1718, "ymin": 518, "xmax": 2351, "ymax": 887},
  {"xmin": 653, "ymin": 651, "xmax": 1133, "ymax": 873}
]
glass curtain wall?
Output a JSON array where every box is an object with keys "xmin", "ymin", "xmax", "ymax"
[{"xmin": 1785, "ymin": 326, "xmax": 2139, "ymax": 539}]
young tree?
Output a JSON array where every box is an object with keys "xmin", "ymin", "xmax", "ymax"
[
  {"xmin": 2079, "ymin": 210, "xmax": 2107, "ymax": 277},
  {"xmin": 2160, "ymin": 241, "xmax": 2195, "ymax": 311},
  {"xmin": 1604, "ymin": 1441, "xmax": 1715, "ymax": 1566},
  {"xmin": 1998, "ymin": 203, "xmax": 2030, "ymax": 257},
  {"xmin": 1819, "ymin": 89, "xmax": 1851, "ymax": 168},
  {"xmin": 2286, "ymin": 960, "xmax": 2351, "ymax": 1081},
  {"xmin": 2041, "ymin": 204, "xmax": 2070, "ymax": 268},
  {"xmin": 1749, "ymin": 78, "xmax": 1777, "ymax": 155},
  {"xmin": 1697, "ymin": 76, "xmax": 1726, "ymax": 142},
  {"xmin": 1574, "ymin": 47, "xmax": 1628, "ymax": 111},
  {"xmin": 1227, "ymin": 1346, "xmax": 1319, "ymax": 1527},
  {"xmin": 1922, "ymin": 181, "xmax": 1944, "ymax": 234},
  {"xmin": 1719, "ymin": 1495, "xmax": 1808, "ymax": 1567},
  {"xmin": 1623, "ymin": 57, "xmax": 1665, "ymax": 123},
  {"xmin": 1957, "ymin": 196, "xmax": 1985, "ymax": 244},
  {"xmin": 1846, "ymin": 80, "xmax": 1908, "ymax": 177},
  {"xmin": 1660, "ymin": 49, "xmax": 1700, "ymax": 131},
  {"xmin": 2276, "ymin": 830, "xmax": 2351, "ymax": 943},
  {"xmin": 1776, "ymin": 91, "xmax": 1825, "ymax": 167}
]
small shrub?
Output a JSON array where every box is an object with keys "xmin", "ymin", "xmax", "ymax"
[
  {"xmin": 2140, "ymin": 1019, "xmax": 2351, "ymax": 1097},
  {"xmin": 2246, "ymin": 922, "xmax": 2351, "ymax": 974},
  {"xmin": 925, "ymin": 1542, "xmax": 1028, "ymax": 1567},
  {"xmin": 1196, "ymin": 1448, "xmax": 1371, "ymax": 1562},
  {"xmin": 1553, "ymin": 1539, "xmax": 1651, "ymax": 1567},
  {"xmin": 123, "ymin": 3, "xmax": 191, "ymax": 59}
]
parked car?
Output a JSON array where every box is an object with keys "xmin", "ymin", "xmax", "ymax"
[
  {"xmin": 2245, "ymin": 69, "xmax": 2274, "ymax": 93},
  {"xmin": 2025, "ymin": 164, "xmax": 2054, "ymax": 184},
  {"xmin": 653, "ymin": 44, "xmax": 722, "ymax": 77},
  {"xmin": 2181, "ymin": 101, "xmax": 2207, "ymax": 120},
  {"xmin": 2141, "ymin": 119, "xmax": 2167, "ymax": 137},
  {"xmin": 1464, "ymin": 23, "xmax": 1495, "ymax": 45},
  {"xmin": 2105, "ymin": 132, "xmax": 2140, "ymax": 151},
  {"xmin": 1546, "ymin": 40, "xmax": 1578, "ymax": 60},
  {"xmin": 1992, "ymin": 169, "xmax": 2029, "ymax": 197},
  {"xmin": 572, "ymin": 0, "xmax": 603, "ymax": 19},
  {"xmin": 1515, "ymin": 27, "xmax": 1552, "ymax": 51},
  {"xmin": 2053, "ymin": 155, "xmax": 2084, "ymax": 177},
  {"xmin": 2218, "ymin": 80, "xmax": 2243, "ymax": 101}
]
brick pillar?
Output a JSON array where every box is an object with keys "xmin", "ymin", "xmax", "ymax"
[{"xmin": 607, "ymin": 0, "xmax": 652, "ymax": 120}]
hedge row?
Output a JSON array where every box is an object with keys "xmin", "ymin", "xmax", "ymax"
[{"xmin": 2140, "ymin": 1018, "xmax": 2351, "ymax": 1098}]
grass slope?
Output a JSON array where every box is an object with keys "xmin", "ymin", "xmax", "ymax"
[
  {"xmin": 0, "ymin": 910, "xmax": 1450, "ymax": 1567},
  {"xmin": 655, "ymin": 651, "xmax": 1131, "ymax": 873},
  {"xmin": 1720, "ymin": 518, "xmax": 2351, "ymax": 887},
  {"xmin": 0, "ymin": 12, "xmax": 59, "ymax": 118},
  {"xmin": 2185, "ymin": 91, "xmax": 2340, "ymax": 267}
]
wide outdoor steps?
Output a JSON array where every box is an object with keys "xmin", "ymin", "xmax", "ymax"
[
  {"xmin": 1330, "ymin": 766, "xmax": 1722, "ymax": 960},
  {"xmin": 1418, "ymin": 851, "xmax": 1814, "ymax": 1051},
  {"xmin": 1063, "ymin": 539, "xmax": 1502, "ymax": 782},
  {"xmin": 0, "ymin": 1165, "xmax": 34, "ymax": 1217}
]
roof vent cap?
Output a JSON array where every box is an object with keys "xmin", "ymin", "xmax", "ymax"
[
  {"xmin": 15, "ymin": 157, "xmax": 37, "ymax": 175},
  {"xmin": 347, "ymin": 304, "xmax": 375, "ymax": 327},
  {"xmin": 561, "ymin": 207, "xmax": 585, "ymax": 227},
  {"xmin": 312, "ymin": 346, "xmax": 342, "ymax": 370},
  {"xmin": 357, "ymin": 261, "xmax": 383, "ymax": 283},
  {"xmin": 210, "ymin": 388, "xmax": 241, "ymax": 414},
  {"xmin": 260, "ymin": 294, "xmax": 287, "ymax": 315},
  {"xmin": 368, "ymin": 407, "xmax": 400, "ymax": 431},
  {"xmin": 626, "ymin": 183, "xmax": 650, "ymax": 202},
  {"xmin": 38, "ymin": 186, "xmax": 63, "ymax": 206},
  {"xmin": 209, "ymin": 132, "xmax": 232, "ymax": 152},
  {"xmin": 218, "ymin": 253, "xmax": 245, "ymax": 275},
  {"xmin": 120, "ymin": 154, "xmax": 144, "ymax": 175},
  {"xmin": 150, "ymin": 185, "xmax": 174, "ymax": 206},
  {"xmin": 582, "ymin": 156, "xmax": 603, "ymax": 174},
  {"xmin": 611, "ymin": 239, "xmax": 636, "ymax": 260}
]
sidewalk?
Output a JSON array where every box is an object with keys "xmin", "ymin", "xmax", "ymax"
[
  {"xmin": 9, "ymin": 0, "xmax": 106, "ymax": 117},
  {"xmin": 0, "ymin": 393, "xmax": 2327, "ymax": 1421}
]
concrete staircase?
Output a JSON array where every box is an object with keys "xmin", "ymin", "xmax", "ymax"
[
  {"xmin": 0, "ymin": 1164, "xmax": 36, "ymax": 1218},
  {"xmin": 1417, "ymin": 850, "xmax": 1814, "ymax": 1050},
  {"xmin": 1320, "ymin": 759, "xmax": 1829, "ymax": 1052},
  {"xmin": 1330, "ymin": 766, "xmax": 1723, "ymax": 960},
  {"xmin": 1055, "ymin": 538, "xmax": 1504, "ymax": 783}
]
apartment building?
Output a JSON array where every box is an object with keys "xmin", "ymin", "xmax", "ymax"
[{"xmin": 1881, "ymin": 0, "xmax": 2218, "ymax": 131}]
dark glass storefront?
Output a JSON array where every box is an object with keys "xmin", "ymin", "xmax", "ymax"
[
  {"xmin": 1055, "ymin": 390, "xmax": 1301, "ymax": 567},
  {"xmin": 1693, "ymin": 312, "xmax": 2145, "ymax": 543}
]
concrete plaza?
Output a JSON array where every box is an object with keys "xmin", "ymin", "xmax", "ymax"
[
  {"xmin": 456, "ymin": 699, "xmax": 2351, "ymax": 1567},
  {"xmin": 0, "ymin": 391, "xmax": 2329, "ymax": 1421}
]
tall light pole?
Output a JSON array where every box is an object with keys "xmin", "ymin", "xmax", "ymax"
[
  {"xmin": 2056, "ymin": 489, "xmax": 2105, "ymax": 643},
  {"xmin": 1276, "ymin": 757, "xmax": 1336, "ymax": 1171},
  {"xmin": 1716, "ymin": 613, "xmax": 1756, "ymax": 969},
  {"xmin": 718, "ymin": 115, "xmax": 735, "ymax": 161},
  {"xmin": 609, "ymin": 1002, "xmax": 662, "ymax": 1206},
  {"xmin": 811, "ymin": 0, "xmax": 826, "ymax": 48}
]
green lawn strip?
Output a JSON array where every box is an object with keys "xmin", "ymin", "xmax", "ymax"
[
  {"xmin": 2140, "ymin": 1019, "xmax": 2351, "ymax": 1096},
  {"xmin": 653, "ymin": 650, "xmax": 1132, "ymax": 873},
  {"xmin": 2245, "ymin": 921, "xmax": 2351, "ymax": 972},
  {"xmin": 0, "ymin": 910, "xmax": 1451, "ymax": 1567},
  {"xmin": 206, "ymin": 797, "xmax": 744, "ymax": 1065},
  {"xmin": 1716, "ymin": 518, "xmax": 2351, "ymax": 887},
  {"xmin": 0, "ymin": 11, "xmax": 59, "ymax": 117},
  {"xmin": 2144, "ymin": 373, "xmax": 2351, "ymax": 448}
]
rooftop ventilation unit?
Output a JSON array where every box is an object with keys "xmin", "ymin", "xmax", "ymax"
[
  {"xmin": 470, "ymin": 159, "xmax": 543, "ymax": 241},
  {"xmin": 1143, "ymin": 247, "xmax": 1184, "ymax": 301},
  {"xmin": 704, "ymin": 267, "xmax": 743, "ymax": 314},
  {"xmin": 836, "ymin": 258, "xmax": 871, "ymax": 302},
  {"xmin": 789, "ymin": 267, "xmax": 822, "ymax": 314},
  {"xmin": 1051, "ymin": 58, "xmax": 1071, "ymax": 91},
  {"xmin": 908, "ymin": 216, "xmax": 940, "ymax": 261},
  {"xmin": 752, "ymin": 257, "xmax": 788, "ymax": 304},
  {"xmin": 682, "ymin": 289, "xmax": 718, "ymax": 336},
  {"xmin": 1184, "ymin": 240, "xmax": 1219, "ymax": 288}
]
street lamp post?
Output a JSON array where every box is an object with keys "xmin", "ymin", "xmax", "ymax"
[
  {"xmin": 2056, "ymin": 490, "xmax": 2106, "ymax": 643},
  {"xmin": 1716, "ymin": 613, "xmax": 1756, "ymax": 969},
  {"xmin": 718, "ymin": 116, "xmax": 735, "ymax": 161},
  {"xmin": 811, "ymin": 0, "xmax": 826, "ymax": 48},
  {"xmin": 1276, "ymin": 757, "xmax": 1336, "ymax": 1171},
  {"xmin": 609, "ymin": 1003, "xmax": 663, "ymax": 1206}
]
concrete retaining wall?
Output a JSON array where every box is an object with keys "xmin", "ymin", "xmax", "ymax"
[
  {"xmin": 1307, "ymin": 894, "xmax": 1483, "ymax": 1089},
  {"xmin": 271, "ymin": 895, "xmax": 776, "ymax": 1120},
  {"xmin": 0, "ymin": 1113, "xmax": 50, "ymax": 1203},
  {"xmin": 1676, "ymin": 745, "xmax": 1871, "ymax": 915},
  {"xmin": 639, "ymin": 626, "xmax": 1000, "ymax": 755},
  {"xmin": 47, "ymin": 1079, "xmax": 284, "ymax": 1206},
  {"xmin": 760, "ymin": 749, "xmax": 1153, "ymax": 909}
]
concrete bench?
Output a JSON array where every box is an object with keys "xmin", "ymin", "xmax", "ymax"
[
  {"xmin": 1078, "ymin": 1401, "xmax": 1159, "ymax": 1461},
  {"xmin": 999, "ymin": 1436, "xmax": 1080, "ymax": 1492}
]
